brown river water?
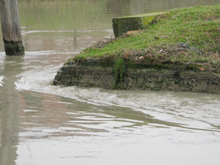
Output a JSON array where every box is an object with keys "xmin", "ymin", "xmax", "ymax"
[{"xmin": 0, "ymin": 0, "xmax": 220, "ymax": 164}]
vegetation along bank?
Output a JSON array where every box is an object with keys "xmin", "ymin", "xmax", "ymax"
[{"xmin": 53, "ymin": 5, "xmax": 220, "ymax": 94}]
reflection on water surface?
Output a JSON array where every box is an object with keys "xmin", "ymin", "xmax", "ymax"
[{"xmin": 0, "ymin": 0, "xmax": 220, "ymax": 164}]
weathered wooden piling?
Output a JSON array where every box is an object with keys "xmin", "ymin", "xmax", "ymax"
[{"xmin": 0, "ymin": 0, "xmax": 24, "ymax": 55}]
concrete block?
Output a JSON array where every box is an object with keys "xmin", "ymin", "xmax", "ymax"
[{"xmin": 112, "ymin": 12, "xmax": 165, "ymax": 38}]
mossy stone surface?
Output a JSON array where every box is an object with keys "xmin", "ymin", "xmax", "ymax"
[
  {"xmin": 53, "ymin": 60, "xmax": 220, "ymax": 94},
  {"xmin": 112, "ymin": 12, "xmax": 165, "ymax": 38}
]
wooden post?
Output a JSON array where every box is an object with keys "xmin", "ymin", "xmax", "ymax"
[{"xmin": 0, "ymin": 0, "xmax": 24, "ymax": 55}]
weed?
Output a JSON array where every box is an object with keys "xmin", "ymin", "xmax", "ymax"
[{"xmin": 113, "ymin": 58, "xmax": 126, "ymax": 88}]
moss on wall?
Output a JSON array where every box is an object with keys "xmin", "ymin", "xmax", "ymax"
[{"xmin": 54, "ymin": 58, "xmax": 220, "ymax": 94}]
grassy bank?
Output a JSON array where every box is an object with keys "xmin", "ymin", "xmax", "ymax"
[{"xmin": 68, "ymin": 5, "xmax": 220, "ymax": 71}]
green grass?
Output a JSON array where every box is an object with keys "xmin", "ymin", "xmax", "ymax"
[{"xmin": 72, "ymin": 5, "xmax": 220, "ymax": 66}]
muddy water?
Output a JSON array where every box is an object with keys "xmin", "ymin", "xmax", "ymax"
[{"xmin": 0, "ymin": 0, "xmax": 220, "ymax": 165}]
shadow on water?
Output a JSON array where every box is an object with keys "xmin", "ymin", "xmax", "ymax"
[{"xmin": 0, "ymin": 56, "xmax": 23, "ymax": 165}]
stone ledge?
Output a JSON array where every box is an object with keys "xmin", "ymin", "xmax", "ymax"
[{"xmin": 53, "ymin": 64, "xmax": 220, "ymax": 94}]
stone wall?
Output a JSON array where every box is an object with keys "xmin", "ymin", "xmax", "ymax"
[{"xmin": 54, "ymin": 64, "xmax": 220, "ymax": 94}]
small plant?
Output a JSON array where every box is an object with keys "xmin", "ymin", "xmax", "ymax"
[{"xmin": 113, "ymin": 58, "xmax": 126, "ymax": 88}]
